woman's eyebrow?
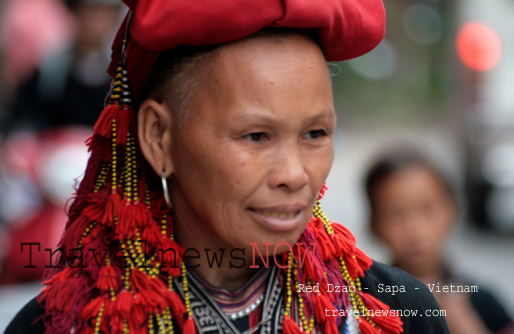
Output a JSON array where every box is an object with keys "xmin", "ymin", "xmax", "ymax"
[
  {"xmin": 233, "ymin": 109, "xmax": 335, "ymax": 123},
  {"xmin": 309, "ymin": 110, "xmax": 336, "ymax": 122}
]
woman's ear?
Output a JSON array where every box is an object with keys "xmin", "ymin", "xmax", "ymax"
[{"xmin": 138, "ymin": 99, "xmax": 174, "ymax": 177}]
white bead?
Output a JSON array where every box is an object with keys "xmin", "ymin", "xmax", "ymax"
[{"xmin": 225, "ymin": 294, "xmax": 266, "ymax": 320}]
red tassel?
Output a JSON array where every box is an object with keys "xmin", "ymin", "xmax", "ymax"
[
  {"xmin": 115, "ymin": 107, "xmax": 133, "ymax": 145},
  {"xmin": 97, "ymin": 265, "xmax": 118, "ymax": 292},
  {"xmin": 330, "ymin": 223, "xmax": 358, "ymax": 258},
  {"xmin": 361, "ymin": 293, "xmax": 404, "ymax": 334},
  {"xmin": 353, "ymin": 247, "xmax": 373, "ymax": 276},
  {"xmin": 41, "ymin": 267, "xmax": 67, "ymax": 288},
  {"xmin": 342, "ymin": 254, "xmax": 360, "ymax": 281},
  {"xmin": 165, "ymin": 290, "xmax": 187, "ymax": 321},
  {"xmin": 83, "ymin": 327, "xmax": 94, "ymax": 334},
  {"xmin": 116, "ymin": 201, "xmax": 154, "ymax": 239},
  {"xmin": 82, "ymin": 192, "xmax": 108, "ymax": 221},
  {"xmin": 314, "ymin": 294, "xmax": 334, "ymax": 323},
  {"xmin": 74, "ymin": 140, "xmax": 107, "ymax": 196},
  {"xmin": 311, "ymin": 221, "xmax": 336, "ymax": 260},
  {"xmin": 130, "ymin": 268, "xmax": 151, "ymax": 292},
  {"xmin": 318, "ymin": 182, "xmax": 328, "ymax": 199},
  {"xmin": 116, "ymin": 201, "xmax": 135, "ymax": 238},
  {"xmin": 358, "ymin": 318, "xmax": 378, "ymax": 334},
  {"xmin": 330, "ymin": 233, "xmax": 353, "ymax": 255},
  {"xmin": 130, "ymin": 269, "xmax": 171, "ymax": 314},
  {"xmin": 183, "ymin": 315, "xmax": 196, "ymax": 334},
  {"xmin": 114, "ymin": 290, "xmax": 133, "ymax": 318},
  {"xmin": 92, "ymin": 103, "xmax": 134, "ymax": 145},
  {"xmin": 140, "ymin": 223, "xmax": 162, "ymax": 245},
  {"xmin": 80, "ymin": 225, "xmax": 99, "ymax": 247},
  {"xmin": 101, "ymin": 193, "xmax": 122, "ymax": 226},
  {"xmin": 299, "ymin": 252, "xmax": 316, "ymax": 282},
  {"xmin": 109, "ymin": 314, "xmax": 125, "ymax": 334},
  {"xmin": 130, "ymin": 301, "xmax": 147, "ymax": 329},
  {"xmin": 159, "ymin": 238, "xmax": 183, "ymax": 277},
  {"xmin": 59, "ymin": 216, "xmax": 90, "ymax": 252},
  {"xmin": 373, "ymin": 317, "xmax": 404, "ymax": 334},
  {"xmin": 282, "ymin": 315, "xmax": 304, "ymax": 334},
  {"xmin": 331, "ymin": 222, "xmax": 356, "ymax": 244},
  {"xmin": 324, "ymin": 318, "xmax": 339, "ymax": 334},
  {"xmin": 81, "ymin": 296, "xmax": 107, "ymax": 320},
  {"xmin": 340, "ymin": 248, "xmax": 372, "ymax": 281},
  {"xmin": 41, "ymin": 268, "xmax": 79, "ymax": 312},
  {"xmin": 94, "ymin": 104, "xmax": 121, "ymax": 139},
  {"xmin": 133, "ymin": 201, "xmax": 153, "ymax": 229}
]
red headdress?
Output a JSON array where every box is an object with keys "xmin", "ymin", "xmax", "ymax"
[
  {"xmin": 110, "ymin": 0, "xmax": 387, "ymax": 103},
  {"xmin": 39, "ymin": 1, "xmax": 404, "ymax": 334}
]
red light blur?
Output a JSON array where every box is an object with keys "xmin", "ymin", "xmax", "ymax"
[{"xmin": 456, "ymin": 22, "xmax": 501, "ymax": 71}]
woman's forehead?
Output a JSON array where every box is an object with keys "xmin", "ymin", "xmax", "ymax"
[
  {"xmin": 209, "ymin": 34, "xmax": 328, "ymax": 89},
  {"xmin": 218, "ymin": 31, "xmax": 324, "ymax": 63},
  {"xmin": 178, "ymin": 37, "xmax": 334, "ymax": 131}
]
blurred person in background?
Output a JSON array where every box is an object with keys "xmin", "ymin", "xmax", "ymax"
[
  {"xmin": 0, "ymin": 0, "xmax": 73, "ymax": 104},
  {"xmin": 0, "ymin": 0, "xmax": 122, "ymax": 135},
  {"xmin": 364, "ymin": 148, "xmax": 514, "ymax": 334}
]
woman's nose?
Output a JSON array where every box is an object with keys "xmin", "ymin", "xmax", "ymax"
[{"xmin": 268, "ymin": 146, "xmax": 309, "ymax": 192}]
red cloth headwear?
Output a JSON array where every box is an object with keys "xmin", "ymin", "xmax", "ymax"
[{"xmin": 109, "ymin": 0, "xmax": 386, "ymax": 102}]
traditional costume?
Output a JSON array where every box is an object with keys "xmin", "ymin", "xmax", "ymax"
[{"xmin": 6, "ymin": 0, "xmax": 448, "ymax": 333}]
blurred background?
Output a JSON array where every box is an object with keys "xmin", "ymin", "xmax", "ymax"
[
  {"xmin": 0, "ymin": 0, "xmax": 123, "ymax": 329},
  {"xmin": 322, "ymin": 0, "xmax": 514, "ymax": 327},
  {"xmin": 0, "ymin": 0, "xmax": 513, "ymax": 331}
]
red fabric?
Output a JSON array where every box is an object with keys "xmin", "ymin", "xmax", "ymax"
[{"xmin": 108, "ymin": 0, "xmax": 386, "ymax": 102}]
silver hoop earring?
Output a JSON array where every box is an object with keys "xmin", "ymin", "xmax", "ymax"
[{"xmin": 161, "ymin": 170, "xmax": 172, "ymax": 208}]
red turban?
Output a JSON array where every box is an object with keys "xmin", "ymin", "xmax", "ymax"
[{"xmin": 108, "ymin": 0, "xmax": 386, "ymax": 102}]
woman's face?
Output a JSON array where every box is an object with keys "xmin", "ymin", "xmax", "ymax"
[
  {"xmin": 166, "ymin": 34, "xmax": 335, "ymax": 254},
  {"xmin": 371, "ymin": 166, "xmax": 455, "ymax": 270}
]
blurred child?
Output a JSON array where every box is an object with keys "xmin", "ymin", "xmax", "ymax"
[{"xmin": 364, "ymin": 148, "xmax": 514, "ymax": 334}]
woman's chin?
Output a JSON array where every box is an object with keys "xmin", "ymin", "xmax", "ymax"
[{"xmin": 246, "ymin": 232, "xmax": 305, "ymax": 256}]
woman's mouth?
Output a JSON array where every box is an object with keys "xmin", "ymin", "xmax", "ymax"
[
  {"xmin": 255, "ymin": 210, "xmax": 297, "ymax": 219},
  {"xmin": 248, "ymin": 205, "xmax": 306, "ymax": 232}
]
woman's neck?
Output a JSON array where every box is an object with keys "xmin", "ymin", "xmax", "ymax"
[
  {"xmin": 187, "ymin": 256, "xmax": 260, "ymax": 291},
  {"xmin": 174, "ymin": 217, "xmax": 260, "ymax": 291}
]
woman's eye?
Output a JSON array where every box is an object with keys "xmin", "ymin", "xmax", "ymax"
[
  {"xmin": 244, "ymin": 132, "xmax": 268, "ymax": 142},
  {"xmin": 304, "ymin": 129, "xmax": 327, "ymax": 139}
]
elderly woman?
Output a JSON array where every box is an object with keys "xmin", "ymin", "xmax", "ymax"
[{"xmin": 6, "ymin": 0, "xmax": 448, "ymax": 333}]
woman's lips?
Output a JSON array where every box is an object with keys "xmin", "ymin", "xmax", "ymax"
[
  {"xmin": 248, "ymin": 205, "xmax": 306, "ymax": 232},
  {"xmin": 256, "ymin": 211, "xmax": 297, "ymax": 219}
]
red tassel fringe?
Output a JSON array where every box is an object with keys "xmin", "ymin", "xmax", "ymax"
[
  {"xmin": 360, "ymin": 293, "xmax": 404, "ymax": 334},
  {"xmin": 283, "ymin": 315, "xmax": 304, "ymax": 334},
  {"xmin": 314, "ymin": 293, "xmax": 334, "ymax": 323},
  {"xmin": 359, "ymin": 318, "xmax": 378, "ymax": 334},
  {"xmin": 93, "ymin": 104, "xmax": 133, "ymax": 145},
  {"xmin": 96, "ymin": 265, "xmax": 118, "ymax": 292},
  {"xmin": 183, "ymin": 315, "xmax": 197, "ymax": 334}
]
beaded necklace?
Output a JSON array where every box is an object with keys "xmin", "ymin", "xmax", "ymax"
[{"xmin": 190, "ymin": 266, "xmax": 270, "ymax": 320}]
